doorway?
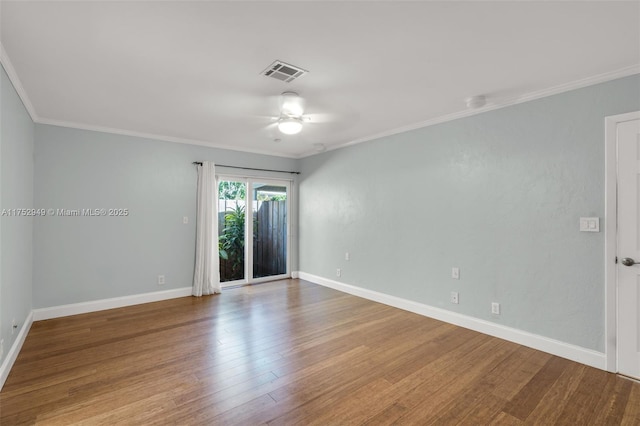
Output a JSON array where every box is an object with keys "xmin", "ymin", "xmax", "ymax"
[
  {"xmin": 217, "ymin": 177, "xmax": 291, "ymax": 286},
  {"xmin": 605, "ymin": 111, "xmax": 640, "ymax": 379}
]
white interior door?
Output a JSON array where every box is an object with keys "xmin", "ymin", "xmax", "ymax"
[{"xmin": 617, "ymin": 117, "xmax": 640, "ymax": 379}]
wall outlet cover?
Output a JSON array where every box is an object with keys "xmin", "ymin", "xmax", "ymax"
[
  {"xmin": 579, "ymin": 217, "xmax": 599, "ymax": 232},
  {"xmin": 491, "ymin": 302, "xmax": 501, "ymax": 315}
]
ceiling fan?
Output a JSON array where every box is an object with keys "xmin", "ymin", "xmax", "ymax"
[
  {"xmin": 275, "ymin": 91, "xmax": 307, "ymax": 135},
  {"xmin": 258, "ymin": 91, "xmax": 346, "ymax": 141}
]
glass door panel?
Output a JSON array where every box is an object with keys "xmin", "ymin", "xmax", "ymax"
[
  {"xmin": 251, "ymin": 182, "xmax": 288, "ymax": 279},
  {"xmin": 218, "ymin": 180, "xmax": 246, "ymax": 283}
]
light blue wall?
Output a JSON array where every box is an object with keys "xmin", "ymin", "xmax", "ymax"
[
  {"xmin": 0, "ymin": 65, "xmax": 34, "ymax": 364},
  {"xmin": 33, "ymin": 125, "xmax": 298, "ymax": 308},
  {"xmin": 6, "ymin": 64, "xmax": 639, "ymax": 355},
  {"xmin": 299, "ymin": 74, "xmax": 640, "ymax": 352}
]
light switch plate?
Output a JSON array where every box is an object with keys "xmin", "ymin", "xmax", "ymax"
[
  {"xmin": 579, "ymin": 217, "xmax": 599, "ymax": 232},
  {"xmin": 451, "ymin": 267, "xmax": 460, "ymax": 280}
]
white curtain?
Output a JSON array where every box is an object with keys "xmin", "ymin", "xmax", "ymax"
[{"xmin": 192, "ymin": 161, "xmax": 221, "ymax": 296}]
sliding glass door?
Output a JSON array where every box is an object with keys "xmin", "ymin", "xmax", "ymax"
[
  {"xmin": 218, "ymin": 177, "xmax": 290, "ymax": 286},
  {"xmin": 252, "ymin": 182, "xmax": 288, "ymax": 280},
  {"xmin": 217, "ymin": 180, "xmax": 246, "ymax": 283}
]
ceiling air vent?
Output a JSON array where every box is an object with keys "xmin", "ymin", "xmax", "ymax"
[{"xmin": 261, "ymin": 60, "xmax": 308, "ymax": 83}]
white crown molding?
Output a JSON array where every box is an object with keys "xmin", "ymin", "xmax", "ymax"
[
  {"xmin": 0, "ymin": 43, "xmax": 38, "ymax": 122},
  {"xmin": 32, "ymin": 287, "xmax": 193, "ymax": 321},
  {"xmin": 0, "ymin": 47, "xmax": 296, "ymax": 159},
  {"xmin": 513, "ymin": 64, "xmax": 640, "ymax": 104},
  {"xmin": 31, "ymin": 65, "xmax": 640, "ymax": 160},
  {"xmin": 298, "ymin": 65, "xmax": 640, "ymax": 158},
  {"xmin": 0, "ymin": 311, "xmax": 33, "ymax": 391},
  {"xmin": 36, "ymin": 118, "xmax": 300, "ymax": 159},
  {"xmin": 298, "ymin": 271, "xmax": 607, "ymax": 371},
  {"xmin": 2, "ymin": 38, "xmax": 637, "ymax": 160}
]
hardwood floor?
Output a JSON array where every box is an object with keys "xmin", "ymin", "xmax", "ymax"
[{"xmin": 1, "ymin": 279, "xmax": 639, "ymax": 425}]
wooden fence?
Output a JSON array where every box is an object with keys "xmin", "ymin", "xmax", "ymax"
[
  {"xmin": 253, "ymin": 201, "xmax": 287, "ymax": 278},
  {"xmin": 218, "ymin": 200, "xmax": 286, "ymax": 282}
]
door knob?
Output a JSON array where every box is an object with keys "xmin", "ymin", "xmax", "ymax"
[{"xmin": 621, "ymin": 257, "xmax": 638, "ymax": 266}]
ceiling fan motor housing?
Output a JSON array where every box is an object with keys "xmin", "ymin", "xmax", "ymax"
[{"xmin": 280, "ymin": 91, "xmax": 305, "ymax": 117}]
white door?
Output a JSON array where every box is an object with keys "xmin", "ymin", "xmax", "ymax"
[{"xmin": 617, "ymin": 118, "xmax": 640, "ymax": 379}]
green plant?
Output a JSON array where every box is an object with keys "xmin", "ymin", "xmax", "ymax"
[
  {"xmin": 257, "ymin": 193, "xmax": 286, "ymax": 201},
  {"xmin": 219, "ymin": 204, "xmax": 245, "ymax": 280},
  {"xmin": 218, "ymin": 181, "xmax": 246, "ymax": 200}
]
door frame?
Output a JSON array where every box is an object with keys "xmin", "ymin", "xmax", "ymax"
[
  {"xmin": 604, "ymin": 110, "xmax": 640, "ymax": 372},
  {"xmin": 216, "ymin": 174, "xmax": 292, "ymax": 287}
]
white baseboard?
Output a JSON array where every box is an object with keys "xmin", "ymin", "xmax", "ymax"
[
  {"xmin": 1, "ymin": 287, "xmax": 192, "ymax": 391},
  {"xmin": 298, "ymin": 272, "xmax": 606, "ymax": 371},
  {"xmin": 291, "ymin": 271, "xmax": 300, "ymax": 279},
  {"xmin": 0, "ymin": 311, "xmax": 33, "ymax": 391},
  {"xmin": 32, "ymin": 287, "xmax": 193, "ymax": 321}
]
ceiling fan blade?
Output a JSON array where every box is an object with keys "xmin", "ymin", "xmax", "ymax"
[
  {"xmin": 262, "ymin": 122, "xmax": 279, "ymax": 131},
  {"xmin": 303, "ymin": 112, "xmax": 342, "ymax": 124}
]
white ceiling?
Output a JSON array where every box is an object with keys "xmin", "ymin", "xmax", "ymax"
[{"xmin": 1, "ymin": 1, "xmax": 639, "ymax": 158}]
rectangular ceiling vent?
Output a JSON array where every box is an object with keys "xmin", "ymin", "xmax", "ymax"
[{"xmin": 261, "ymin": 60, "xmax": 308, "ymax": 83}]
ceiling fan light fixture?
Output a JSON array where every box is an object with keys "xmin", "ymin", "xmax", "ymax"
[{"xmin": 277, "ymin": 117, "xmax": 303, "ymax": 135}]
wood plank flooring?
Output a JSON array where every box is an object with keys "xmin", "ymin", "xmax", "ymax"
[{"xmin": 1, "ymin": 279, "xmax": 638, "ymax": 425}]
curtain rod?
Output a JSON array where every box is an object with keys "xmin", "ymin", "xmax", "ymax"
[{"xmin": 192, "ymin": 162, "xmax": 300, "ymax": 175}]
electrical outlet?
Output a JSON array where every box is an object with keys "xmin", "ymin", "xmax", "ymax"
[
  {"xmin": 451, "ymin": 291, "xmax": 459, "ymax": 304},
  {"xmin": 491, "ymin": 302, "xmax": 500, "ymax": 315},
  {"xmin": 158, "ymin": 275, "xmax": 165, "ymax": 285},
  {"xmin": 336, "ymin": 268, "xmax": 341, "ymax": 277},
  {"xmin": 345, "ymin": 252, "xmax": 350, "ymax": 261},
  {"xmin": 451, "ymin": 267, "xmax": 460, "ymax": 280},
  {"xmin": 183, "ymin": 216, "xmax": 189, "ymax": 224}
]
